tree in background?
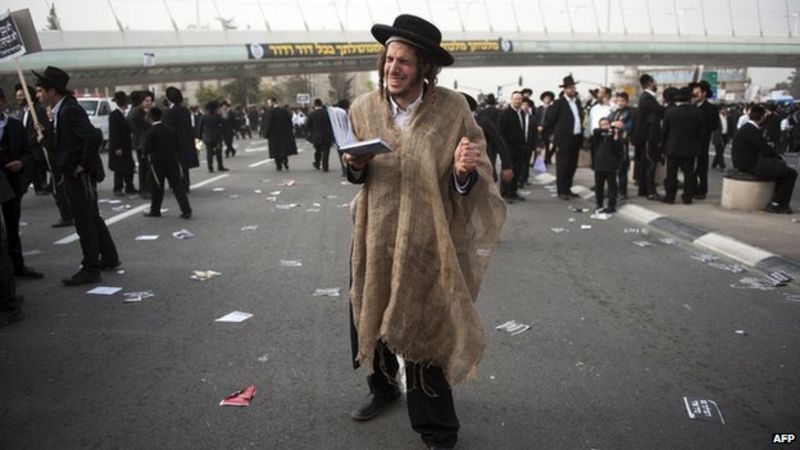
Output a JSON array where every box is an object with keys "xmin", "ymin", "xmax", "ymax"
[
  {"xmin": 788, "ymin": 69, "xmax": 800, "ymax": 99},
  {"xmin": 223, "ymin": 76, "xmax": 261, "ymax": 106},
  {"xmin": 196, "ymin": 85, "xmax": 223, "ymax": 108},
  {"xmin": 281, "ymin": 75, "xmax": 312, "ymax": 105},
  {"xmin": 328, "ymin": 72, "xmax": 353, "ymax": 104},
  {"xmin": 45, "ymin": 4, "xmax": 61, "ymax": 31},
  {"xmin": 260, "ymin": 82, "xmax": 284, "ymax": 104}
]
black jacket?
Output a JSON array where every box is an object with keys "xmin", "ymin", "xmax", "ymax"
[
  {"xmin": 21, "ymin": 104, "xmax": 51, "ymax": 164},
  {"xmin": 0, "ymin": 117, "xmax": 34, "ymax": 195},
  {"xmin": 543, "ymin": 95, "xmax": 584, "ymax": 147},
  {"xmin": 732, "ymin": 122, "xmax": 780, "ymax": 172},
  {"xmin": 631, "ymin": 91, "xmax": 664, "ymax": 146},
  {"xmin": 306, "ymin": 107, "xmax": 334, "ymax": 147},
  {"xmin": 108, "ymin": 108, "xmax": 134, "ymax": 173},
  {"xmin": 144, "ymin": 122, "xmax": 181, "ymax": 171},
  {"xmin": 53, "ymin": 96, "xmax": 104, "ymax": 179},
  {"xmin": 697, "ymin": 100, "xmax": 719, "ymax": 142},
  {"xmin": 476, "ymin": 113, "xmax": 512, "ymax": 170},
  {"xmin": 263, "ymin": 106, "xmax": 298, "ymax": 159},
  {"xmin": 497, "ymin": 106, "xmax": 533, "ymax": 149},
  {"xmin": 592, "ymin": 128, "xmax": 624, "ymax": 172},
  {"xmin": 127, "ymin": 106, "xmax": 149, "ymax": 152},
  {"xmin": 661, "ymin": 103, "xmax": 704, "ymax": 158},
  {"xmin": 197, "ymin": 112, "xmax": 222, "ymax": 144},
  {"xmin": 164, "ymin": 104, "xmax": 199, "ymax": 169}
]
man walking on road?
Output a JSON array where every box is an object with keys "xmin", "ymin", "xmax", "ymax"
[
  {"xmin": 306, "ymin": 98, "xmax": 335, "ymax": 172},
  {"xmin": 262, "ymin": 98, "xmax": 297, "ymax": 171},
  {"xmin": 34, "ymin": 66, "xmax": 120, "ymax": 286},
  {"xmin": 544, "ymin": 75, "xmax": 584, "ymax": 200},
  {"xmin": 341, "ymin": 14, "xmax": 506, "ymax": 450}
]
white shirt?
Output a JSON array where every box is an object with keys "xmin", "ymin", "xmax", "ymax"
[
  {"xmin": 719, "ymin": 114, "xmax": 728, "ymax": 135},
  {"xmin": 52, "ymin": 96, "xmax": 66, "ymax": 132},
  {"xmin": 566, "ymin": 95, "xmax": 581, "ymax": 135},
  {"xmin": 737, "ymin": 114, "xmax": 749, "ymax": 129},
  {"xmin": 589, "ymin": 103, "xmax": 612, "ymax": 134},
  {"xmin": 747, "ymin": 120, "xmax": 760, "ymax": 129}
]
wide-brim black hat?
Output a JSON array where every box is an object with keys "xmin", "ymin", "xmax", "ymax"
[
  {"xmin": 688, "ymin": 80, "xmax": 712, "ymax": 95},
  {"xmin": 113, "ymin": 91, "xmax": 129, "ymax": 105},
  {"xmin": 674, "ymin": 87, "xmax": 692, "ymax": 102},
  {"xmin": 540, "ymin": 90, "xmax": 555, "ymax": 101},
  {"xmin": 559, "ymin": 75, "xmax": 578, "ymax": 88},
  {"xmin": 371, "ymin": 14, "xmax": 454, "ymax": 67},
  {"xmin": 484, "ymin": 93, "xmax": 497, "ymax": 105},
  {"xmin": 166, "ymin": 86, "xmax": 183, "ymax": 104},
  {"xmin": 32, "ymin": 66, "xmax": 71, "ymax": 94},
  {"xmin": 460, "ymin": 92, "xmax": 477, "ymax": 112}
]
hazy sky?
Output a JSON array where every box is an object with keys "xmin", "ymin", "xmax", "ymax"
[{"xmin": 8, "ymin": 0, "xmax": 798, "ymax": 92}]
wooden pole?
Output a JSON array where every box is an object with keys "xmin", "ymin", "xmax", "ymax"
[{"xmin": 13, "ymin": 57, "xmax": 53, "ymax": 174}]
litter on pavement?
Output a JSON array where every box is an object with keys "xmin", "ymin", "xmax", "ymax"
[
  {"xmin": 734, "ymin": 330, "xmax": 747, "ymax": 336},
  {"xmin": 123, "ymin": 291, "xmax": 155, "ymax": 303},
  {"xmin": 135, "ymin": 235, "xmax": 160, "ymax": 241},
  {"xmin": 269, "ymin": 191, "xmax": 281, "ymax": 195},
  {"xmin": 215, "ymin": 311, "xmax": 253, "ymax": 323},
  {"xmin": 281, "ymin": 179, "xmax": 296, "ymax": 187},
  {"xmin": 340, "ymin": 181, "xmax": 351, "ymax": 186},
  {"xmin": 690, "ymin": 253, "xmax": 719, "ymax": 263},
  {"xmin": 107, "ymin": 199, "xmax": 122, "ymax": 204},
  {"xmin": 682, "ymin": 397, "xmax": 725, "ymax": 424},
  {"xmin": 86, "ymin": 286, "xmax": 122, "ymax": 295},
  {"xmin": 518, "ymin": 190, "xmax": 532, "ymax": 196},
  {"xmin": 730, "ymin": 276, "xmax": 779, "ymax": 291},
  {"xmin": 241, "ymin": 225, "xmax": 258, "ymax": 231},
  {"xmin": 324, "ymin": 195, "xmax": 339, "ymax": 199},
  {"xmin": 633, "ymin": 240, "xmax": 655, "ymax": 248},
  {"xmin": 276, "ymin": 203, "xmax": 300, "ymax": 210},
  {"xmin": 254, "ymin": 189, "xmax": 263, "ymax": 194},
  {"xmin": 659, "ymin": 237, "xmax": 678, "ymax": 245},
  {"xmin": 228, "ymin": 194, "xmax": 240, "ymax": 199},
  {"xmin": 306, "ymin": 208, "xmax": 321, "ymax": 213},
  {"xmin": 219, "ymin": 385, "xmax": 257, "ymax": 407},
  {"xmin": 212, "ymin": 187, "xmax": 226, "ymax": 192},
  {"xmin": 313, "ymin": 287, "xmax": 341, "ymax": 297},
  {"xmin": 279, "ymin": 260, "xmax": 303, "ymax": 267},
  {"xmin": 265, "ymin": 196, "xmax": 278, "ymax": 202},
  {"xmin": 337, "ymin": 203, "xmax": 349, "ymax": 208},
  {"xmin": 767, "ymin": 271, "xmax": 792, "ymax": 284},
  {"xmin": 590, "ymin": 212, "xmax": 612, "ymax": 220},
  {"xmin": 550, "ymin": 227, "xmax": 569, "ymax": 234},
  {"xmin": 580, "ymin": 225, "xmax": 592, "ymax": 230},
  {"xmin": 476, "ymin": 248, "xmax": 491, "ymax": 257},
  {"xmin": 172, "ymin": 229, "xmax": 195, "ymax": 239},
  {"xmin": 568, "ymin": 206, "xmax": 589, "ymax": 213},
  {"xmin": 706, "ymin": 262, "xmax": 746, "ymax": 273},
  {"xmin": 496, "ymin": 320, "xmax": 531, "ymax": 336},
  {"xmin": 112, "ymin": 204, "xmax": 132, "ymax": 211},
  {"xmin": 782, "ymin": 293, "xmax": 800, "ymax": 303},
  {"xmin": 190, "ymin": 270, "xmax": 222, "ymax": 281},
  {"xmin": 624, "ymin": 228, "xmax": 649, "ymax": 234}
]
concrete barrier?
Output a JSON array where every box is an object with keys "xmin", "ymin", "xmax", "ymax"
[{"xmin": 720, "ymin": 170, "xmax": 775, "ymax": 211}]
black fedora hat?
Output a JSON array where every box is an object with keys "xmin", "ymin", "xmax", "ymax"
[
  {"xmin": 113, "ymin": 91, "xmax": 129, "ymax": 105},
  {"xmin": 674, "ymin": 87, "xmax": 692, "ymax": 102},
  {"xmin": 371, "ymin": 14, "xmax": 454, "ymax": 67},
  {"xmin": 460, "ymin": 92, "xmax": 477, "ymax": 112},
  {"xmin": 559, "ymin": 75, "xmax": 578, "ymax": 88},
  {"xmin": 32, "ymin": 66, "xmax": 71, "ymax": 94},
  {"xmin": 540, "ymin": 90, "xmax": 555, "ymax": 101},
  {"xmin": 484, "ymin": 93, "xmax": 497, "ymax": 105},
  {"xmin": 166, "ymin": 86, "xmax": 183, "ymax": 104}
]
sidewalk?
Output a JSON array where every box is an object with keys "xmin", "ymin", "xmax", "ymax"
[{"xmin": 550, "ymin": 151, "xmax": 799, "ymax": 279}]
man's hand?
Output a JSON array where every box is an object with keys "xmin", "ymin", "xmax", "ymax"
[
  {"xmin": 5, "ymin": 160, "xmax": 22, "ymax": 173},
  {"xmin": 501, "ymin": 169, "xmax": 513, "ymax": 182},
  {"xmin": 73, "ymin": 165, "xmax": 85, "ymax": 177},
  {"xmin": 342, "ymin": 152, "xmax": 375, "ymax": 171},
  {"xmin": 454, "ymin": 137, "xmax": 480, "ymax": 177},
  {"xmin": 115, "ymin": 149, "xmax": 123, "ymax": 157}
]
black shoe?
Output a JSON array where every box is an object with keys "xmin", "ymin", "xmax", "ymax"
[
  {"xmin": 647, "ymin": 194, "xmax": 664, "ymax": 201},
  {"xmin": 143, "ymin": 211, "xmax": 161, "ymax": 217},
  {"xmin": 568, "ymin": 192, "xmax": 580, "ymax": 198},
  {"xmin": 351, "ymin": 389, "xmax": 400, "ymax": 421},
  {"xmin": 15, "ymin": 267, "xmax": 44, "ymax": 279},
  {"xmin": 682, "ymin": 198, "xmax": 693, "ymax": 205},
  {"xmin": 51, "ymin": 219, "xmax": 74, "ymax": 228},
  {"xmin": 126, "ymin": 188, "xmax": 140, "ymax": 195},
  {"xmin": 558, "ymin": 194, "xmax": 571, "ymax": 201},
  {"xmin": 208, "ymin": 168, "xmax": 215, "ymax": 173},
  {"xmin": 662, "ymin": 198, "xmax": 675, "ymax": 204},
  {"xmin": 766, "ymin": 203, "xmax": 793, "ymax": 214},
  {"xmin": 694, "ymin": 194, "xmax": 706, "ymax": 200},
  {"xmin": 604, "ymin": 207, "xmax": 617, "ymax": 213},
  {"xmin": 276, "ymin": 165, "xmax": 283, "ymax": 171},
  {"xmin": 180, "ymin": 211, "xmax": 192, "ymax": 219},
  {"xmin": 312, "ymin": 162, "xmax": 320, "ymax": 170},
  {"xmin": 511, "ymin": 194, "xmax": 526, "ymax": 201},
  {"xmin": 113, "ymin": 190, "xmax": 125, "ymax": 197},
  {"xmin": 218, "ymin": 167, "xmax": 229, "ymax": 172},
  {"xmin": 139, "ymin": 193, "xmax": 151, "ymax": 200},
  {"xmin": 101, "ymin": 260, "xmax": 122, "ymax": 271},
  {"xmin": 62, "ymin": 270, "xmax": 101, "ymax": 286}
]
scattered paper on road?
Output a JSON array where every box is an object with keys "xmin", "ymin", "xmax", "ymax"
[
  {"xmin": 279, "ymin": 260, "xmax": 303, "ymax": 267},
  {"xmin": 22, "ymin": 249, "xmax": 42, "ymax": 256},
  {"xmin": 107, "ymin": 199, "xmax": 123, "ymax": 204},
  {"xmin": 313, "ymin": 287, "xmax": 341, "ymax": 297},
  {"xmin": 659, "ymin": 237, "xmax": 678, "ymax": 245},
  {"xmin": 734, "ymin": 330, "xmax": 747, "ymax": 336},
  {"xmin": 707, "ymin": 262, "xmax": 746, "ymax": 273},
  {"xmin": 476, "ymin": 248, "xmax": 491, "ymax": 257},
  {"xmin": 241, "ymin": 225, "xmax": 258, "ymax": 231},
  {"xmin": 340, "ymin": 181, "xmax": 351, "ymax": 186},
  {"xmin": 550, "ymin": 227, "xmax": 569, "ymax": 234},
  {"xmin": 269, "ymin": 191, "xmax": 281, "ymax": 195},
  {"xmin": 624, "ymin": 228, "xmax": 649, "ymax": 234},
  {"xmin": 276, "ymin": 203, "xmax": 300, "ymax": 210},
  {"xmin": 123, "ymin": 291, "xmax": 155, "ymax": 303},
  {"xmin": 228, "ymin": 194, "xmax": 240, "ymax": 199},
  {"xmin": 580, "ymin": 225, "xmax": 592, "ymax": 230},
  {"xmin": 730, "ymin": 276, "xmax": 778, "ymax": 291},
  {"xmin": 112, "ymin": 204, "xmax": 132, "ymax": 211},
  {"xmin": 683, "ymin": 397, "xmax": 725, "ymax": 424},
  {"xmin": 568, "ymin": 206, "xmax": 589, "ymax": 213},
  {"xmin": 219, "ymin": 384, "xmax": 257, "ymax": 407},
  {"xmin": 281, "ymin": 179, "xmax": 295, "ymax": 187},
  {"xmin": 337, "ymin": 203, "xmax": 349, "ymax": 208},
  {"xmin": 518, "ymin": 190, "xmax": 532, "ymax": 196},
  {"xmin": 306, "ymin": 208, "xmax": 321, "ymax": 213},
  {"xmin": 191, "ymin": 270, "xmax": 222, "ymax": 281},
  {"xmin": 212, "ymin": 187, "xmax": 226, "ymax": 192},
  {"xmin": 633, "ymin": 240, "xmax": 655, "ymax": 248},
  {"xmin": 266, "ymin": 196, "xmax": 278, "ymax": 202},
  {"xmin": 324, "ymin": 195, "xmax": 339, "ymax": 199},
  {"xmin": 173, "ymin": 229, "xmax": 195, "ymax": 239},
  {"xmin": 254, "ymin": 189, "xmax": 263, "ymax": 194},
  {"xmin": 135, "ymin": 235, "xmax": 160, "ymax": 241},
  {"xmin": 691, "ymin": 253, "xmax": 718, "ymax": 263},
  {"xmin": 87, "ymin": 286, "xmax": 122, "ymax": 295},
  {"xmin": 590, "ymin": 212, "xmax": 611, "ymax": 220},
  {"xmin": 496, "ymin": 320, "xmax": 531, "ymax": 336},
  {"xmin": 215, "ymin": 311, "xmax": 253, "ymax": 323}
]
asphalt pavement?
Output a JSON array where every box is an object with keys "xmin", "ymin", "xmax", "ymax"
[{"xmin": 1, "ymin": 138, "xmax": 798, "ymax": 450}]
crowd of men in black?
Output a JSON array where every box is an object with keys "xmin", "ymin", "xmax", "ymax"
[{"xmin": 470, "ymin": 74, "xmax": 798, "ymax": 215}]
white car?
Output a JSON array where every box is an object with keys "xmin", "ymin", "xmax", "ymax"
[{"xmin": 77, "ymin": 96, "xmax": 116, "ymax": 150}]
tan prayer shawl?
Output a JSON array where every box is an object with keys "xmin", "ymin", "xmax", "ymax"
[{"xmin": 348, "ymin": 86, "xmax": 507, "ymax": 385}]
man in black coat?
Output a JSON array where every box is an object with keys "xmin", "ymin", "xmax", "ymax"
[
  {"xmin": 197, "ymin": 101, "xmax": 227, "ymax": 172},
  {"xmin": 35, "ymin": 66, "xmax": 120, "ymax": 286},
  {"xmin": 128, "ymin": 91, "xmax": 154, "ymax": 199},
  {"xmin": 631, "ymin": 74, "xmax": 665, "ymax": 200},
  {"xmin": 536, "ymin": 91, "xmax": 555, "ymax": 167},
  {"xmin": 464, "ymin": 93, "xmax": 513, "ymax": 187},
  {"xmin": 108, "ymin": 91, "xmax": 137, "ymax": 196},
  {"xmin": 163, "ymin": 86, "xmax": 199, "ymax": 189},
  {"xmin": 497, "ymin": 91, "xmax": 530, "ymax": 201},
  {"xmin": 0, "ymin": 170, "xmax": 25, "ymax": 328},
  {"xmin": 262, "ymin": 97, "xmax": 298, "ymax": 171},
  {"xmin": 731, "ymin": 104, "xmax": 797, "ymax": 214},
  {"xmin": 13, "ymin": 85, "xmax": 48, "ymax": 195},
  {"xmin": 661, "ymin": 87, "xmax": 704, "ymax": 205},
  {"xmin": 544, "ymin": 75, "xmax": 584, "ymax": 200},
  {"xmin": 689, "ymin": 80, "xmax": 719, "ymax": 199},
  {"xmin": 142, "ymin": 107, "xmax": 192, "ymax": 219},
  {"xmin": 0, "ymin": 89, "xmax": 43, "ymax": 280},
  {"xmin": 306, "ymin": 98, "xmax": 335, "ymax": 172}
]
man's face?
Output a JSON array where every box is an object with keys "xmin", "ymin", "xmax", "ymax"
[
  {"xmin": 384, "ymin": 41, "xmax": 422, "ymax": 100},
  {"xmin": 564, "ymin": 85, "xmax": 577, "ymax": 98},
  {"xmin": 615, "ymin": 96, "xmax": 628, "ymax": 109},
  {"xmin": 510, "ymin": 93, "xmax": 523, "ymax": 109},
  {"xmin": 35, "ymin": 86, "xmax": 57, "ymax": 107},
  {"xmin": 15, "ymin": 89, "xmax": 26, "ymax": 107},
  {"xmin": 141, "ymin": 96, "xmax": 153, "ymax": 110},
  {"xmin": 692, "ymin": 86, "xmax": 706, "ymax": 103},
  {"xmin": 542, "ymin": 96, "xmax": 552, "ymax": 106},
  {"xmin": 599, "ymin": 119, "xmax": 610, "ymax": 130},
  {"xmin": 521, "ymin": 101, "xmax": 530, "ymax": 113}
]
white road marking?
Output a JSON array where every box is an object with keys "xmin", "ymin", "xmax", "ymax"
[
  {"xmin": 248, "ymin": 158, "xmax": 274, "ymax": 168},
  {"xmin": 245, "ymin": 146, "xmax": 269, "ymax": 153},
  {"xmin": 54, "ymin": 174, "xmax": 230, "ymax": 245}
]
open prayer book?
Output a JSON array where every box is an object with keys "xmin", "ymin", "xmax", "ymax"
[{"xmin": 337, "ymin": 138, "xmax": 393, "ymax": 156}]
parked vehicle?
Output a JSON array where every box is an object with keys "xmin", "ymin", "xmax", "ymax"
[{"xmin": 77, "ymin": 96, "xmax": 115, "ymax": 150}]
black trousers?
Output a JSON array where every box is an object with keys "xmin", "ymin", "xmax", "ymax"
[
  {"xmin": 617, "ymin": 142, "xmax": 630, "ymax": 196},
  {"xmin": 695, "ymin": 136, "xmax": 711, "ymax": 195},
  {"xmin": 543, "ymin": 138, "xmax": 555, "ymax": 167},
  {"xmin": 501, "ymin": 145, "xmax": 525, "ymax": 197},
  {"xmin": 594, "ymin": 170, "xmax": 618, "ymax": 210},
  {"xmin": 313, "ymin": 142, "xmax": 332, "ymax": 172},
  {"xmin": 23, "ymin": 159, "xmax": 48, "ymax": 192},
  {"xmin": 50, "ymin": 173, "xmax": 73, "ymax": 222},
  {"xmin": 275, "ymin": 156, "xmax": 289, "ymax": 170},
  {"xmin": 555, "ymin": 135, "xmax": 581, "ymax": 195},
  {"xmin": 370, "ymin": 341, "xmax": 459, "ymax": 449},
  {"xmin": 1, "ymin": 195, "xmax": 26, "ymax": 272},
  {"xmin": 665, "ymin": 156, "xmax": 696, "ymax": 203},
  {"xmin": 112, "ymin": 171, "xmax": 136, "ymax": 193},
  {"xmin": 519, "ymin": 143, "xmax": 533, "ymax": 185},
  {"xmin": 223, "ymin": 129, "xmax": 235, "ymax": 155},
  {"xmin": 712, "ymin": 135, "xmax": 728, "ymax": 169},
  {"xmin": 136, "ymin": 150, "xmax": 154, "ymax": 196},
  {"xmin": 644, "ymin": 141, "xmax": 663, "ymax": 196},
  {"xmin": 64, "ymin": 173, "xmax": 119, "ymax": 274},
  {"xmin": 150, "ymin": 164, "xmax": 191, "ymax": 215},
  {"xmin": 753, "ymin": 159, "xmax": 798, "ymax": 207},
  {"xmin": 182, "ymin": 165, "xmax": 191, "ymax": 191},
  {"xmin": 204, "ymin": 140, "xmax": 224, "ymax": 171},
  {"xmin": 633, "ymin": 143, "xmax": 646, "ymax": 195},
  {"xmin": 0, "ymin": 216, "xmax": 21, "ymax": 318}
]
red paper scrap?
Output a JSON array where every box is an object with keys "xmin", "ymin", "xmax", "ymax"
[{"xmin": 219, "ymin": 384, "xmax": 257, "ymax": 407}]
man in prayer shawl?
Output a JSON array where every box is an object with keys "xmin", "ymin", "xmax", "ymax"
[{"xmin": 341, "ymin": 14, "xmax": 506, "ymax": 450}]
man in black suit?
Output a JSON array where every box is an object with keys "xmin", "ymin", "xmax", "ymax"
[
  {"xmin": 661, "ymin": 87, "xmax": 703, "ymax": 205},
  {"xmin": 519, "ymin": 98, "xmax": 537, "ymax": 187},
  {"xmin": 108, "ymin": 91, "xmax": 137, "ymax": 196},
  {"xmin": 689, "ymin": 80, "xmax": 719, "ymax": 199},
  {"xmin": 536, "ymin": 91, "xmax": 555, "ymax": 167},
  {"xmin": 13, "ymin": 85, "xmax": 48, "ymax": 195},
  {"xmin": 306, "ymin": 98, "xmax": 335, "ymax": 172},
  {"xmin": 0, "ymin": 89, "xmax": 43, "ymax": 280},
  {"xmin": 544, "ymin": 75, "xmax": 584, "ymax": 200},
  {"xmin": 142, "ymin": 107, "xmax": 192, "ymax": 219},
  {"xmin": 469, "ymin": 95, "xmax": 513, "ymax": 186},
  {"xmin": 731, "ymin": 104, "xmax": 797, "ymax": 214},
  {"xmin": 497, "ymin": 91, "xmax": 529, "ymax": 201},
  {"xmin": 197, "ymin": 101, "xmax": 227, "ymax": 172},
  {"xmin": 128, "ymin": 91, "xmax": 154, "ymax": 199},
  {"xmin": 631, "ymin": 74, "xmax": 665, "ymax": 200},
  {"xmin": 262, "ymin": 97, "xmax": 298, "ymax": 171},
  {"xmin": 0, "ymin": 170, "xmax": 25, "ymax": 328},
  {"xmin": 34, "ymin": 66, "xmax": 120, "ymax": 286},
  {"xmin": 163, "ymin": 86, "xmax": 199, "ymax": 189}
]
